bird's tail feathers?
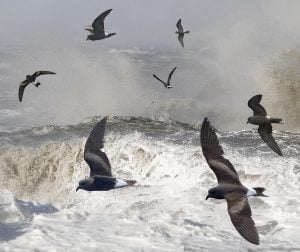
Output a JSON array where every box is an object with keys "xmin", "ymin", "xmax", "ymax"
[
  {"xmin": 125, "ymin": 179, "xmax": 137, "ymax": 187},
  {"xmin": 108, "ymin": 33, "xmax": 117, "ymax": 37},
  {"xmin": 253, "ymin": 187, "xmax": 268, "ymax": 197},
  {"xmin": 185, "ymin": 30, "xmax": 190, "ymax": 34},
  {"xmin": 270, "ymin": 118, "xmax": 282, "ymax": 124}
]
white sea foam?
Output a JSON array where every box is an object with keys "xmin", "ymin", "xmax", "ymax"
[{"xmin": 0, "ymin": 121, "xmax": 299, "ymax": 251}]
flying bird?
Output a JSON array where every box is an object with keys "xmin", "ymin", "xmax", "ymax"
[
  {"xmin": 247, "ymin": 94, "xmax": 283, "ymax": 156},
  {"xmin": 85, "ymin": 9, "xmax": 116, "ymax": 41},
  {"xmin": 153, "ymin": 67, "xmax": 177, "ymax": 89},
  {"xmin": 201, "ymin": 117, "xmax": 267, "ymax": 245},
  {"xmin": 175, "ymin": 19, "xmax": 190, "ymax": 48},
  {"xmin": 18, "ymin": 71, "xmax": 56, "ymax": 102},
  {"xmin": 76, "ymin": 117, "xmax": 136, "ymax": 192}
]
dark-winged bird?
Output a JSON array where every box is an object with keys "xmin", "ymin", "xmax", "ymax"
[
  {"xmin": 153, "ymin": 67, "xmax": 177, "ymax": 89},
  {"xmin": 19, "ymin": 71, "xmax": 56, "ymax": 102},
  {"xmin": 76, "ymin": 117, "xmax": 136, "ymax": 192},
  {"xmin": 201, "ymin": 117, "xmax": 267, "ymax": 245},
  {"xmin": 175, "ymin": 19, "xmax": 190, "ymax": 48},
  {"xmin": 247, "ymin": 94, "xmax": 283, "ymax": 156},
  {"xmin": 85, "ymin": 9, "xmax": 116, "ymax": 41}
]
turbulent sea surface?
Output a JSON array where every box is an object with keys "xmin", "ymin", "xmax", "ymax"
[
  {"xmin": 0, "ymin": 116, "xmax": 299, "ymax": 251},
  {"xmin": 1, "ymin": 4, "xmax": 300, "ymax": 248}
]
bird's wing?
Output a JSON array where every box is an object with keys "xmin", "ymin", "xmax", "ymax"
[
  {"xmin": 178, "ymin": 34, "xmax": 184, "ymax": 48},
  {"xmin": 176, "ymin": 18, "xmax": 184, "ymax": 32},
  {"xmin": 92, "ymin": 9, "xmax": 112, "ymax": 32},
  {"xmin": 93, "ymin": 175, "xmax": 116, "ymax": 184},
  {"xmin": 248, "ymin": 94, "xmax": 267, "ymax": 116},
  {"xmin": 167, "ymin": 67, "xmax": 177, "ymax": 84},
  {"xmin": 258, "ymin": 123, "xmax": 283, "ymax": 156},
  {"xmin": 225, "ymin": 192, "xmax": 259, "ymax": 245},
  {"xmin": 200, "ymin": 118, "xmax": 241, "ymax": 185},
  {"xmin": 153, "ymin": 74, "xmax": 167, "ymax": 86},
  {"xmin": 84, "ymin": 117, "xmax": 112, "ymax": 177},
  {"xmin": 34, "ymin": 71, "xmax": 56, "ymax": 78},
  {"xmin": 18, "ymin": 81, "xmax": 28, "ymax": 102}
]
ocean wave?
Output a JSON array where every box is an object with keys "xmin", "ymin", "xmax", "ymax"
[{"xmin": 0, "ymin": 116, "xmax": 299, "ymax": 250}]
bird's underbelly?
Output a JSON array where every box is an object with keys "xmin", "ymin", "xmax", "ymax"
[{"xmin": 92, "ymin": 33, "xmax": 107, "ymax": 40}]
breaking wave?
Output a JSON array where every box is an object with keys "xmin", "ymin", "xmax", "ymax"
[{"xmin": 0, "ymin": 116, "xmax": 299, "ymax": 250}]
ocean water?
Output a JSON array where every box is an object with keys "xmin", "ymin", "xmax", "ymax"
[{"xmin": 0, "ymin": 116, "xmax": 299, "ymax": 251}]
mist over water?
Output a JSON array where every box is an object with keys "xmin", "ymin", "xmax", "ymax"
[{"xmin": 0, "ymin": 0, "xmax": 299, "ymax": 131}]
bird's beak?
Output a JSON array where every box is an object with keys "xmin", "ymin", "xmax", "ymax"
[
  {"xmin": 76, "ymin": 187, "xmax": 80, "ymax": 192},
  {"xmin": 206, "ymin": 195, "xmax": 210, "ymax": 200},
  {"xmin": 246, "ymin": 121, "xmax": 249, "ymax": 124}
]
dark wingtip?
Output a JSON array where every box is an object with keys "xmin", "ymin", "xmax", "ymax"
[
  {"xmin": 101, "ymin": 116, "xmax": 109, "ymax": 123},
  {"xmin": 200, "ymin": 117, "xmax": 224, "ymax": 157},
  {"xmin": 276, "ymin": 147, "xmax": 283, "ymax": 156},
  {"xmin": 201, "ymin": 117, "xmax": 209, "ymax": 131}
]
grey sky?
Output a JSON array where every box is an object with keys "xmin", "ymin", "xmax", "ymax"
[
  {"xmin": 0, "ymin": 0, "xmax": 300, "ymax": 50},
  {"xmin": 0, "ymin": 0, "xmax": 269, "ymax": 48}
]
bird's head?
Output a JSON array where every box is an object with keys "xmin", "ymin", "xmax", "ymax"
[
  {"xmin": 206, "ymin": 188, "xmax": 223, "ymax": 200},
  {"xmin": 76, "ymin": 177, "xmax": 94, "ymax": 191}
]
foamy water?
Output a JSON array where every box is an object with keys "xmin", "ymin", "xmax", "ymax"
[{"xmin": 0, "ymin": 117, "xmax": 299, "ymax": 251}]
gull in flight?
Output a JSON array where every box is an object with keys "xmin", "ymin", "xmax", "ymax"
[
  {"xmin": 18, "ymin": 71, "xmax": 56, "ymax": 102},
  {"xmin": 76, "ymin": 117, "xmax": 136, "ymax": 192},
  {"xmin": 247, "ymin": 94, "xmax": 283, "ymax": 156},
  {"xmin": 153, "ymin": 67, "xmax": 177, "ymax": 89},
  {"xmin": 201, "ymin": 117, "xmax": 267, "ymax": 245},
  {"xmin": 85, "ymin": 9, "xmax": 116, "ymax": 41},
  {"xmin": 175, "ymin": 19, "xmax": 190, "ymax": 48}
]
